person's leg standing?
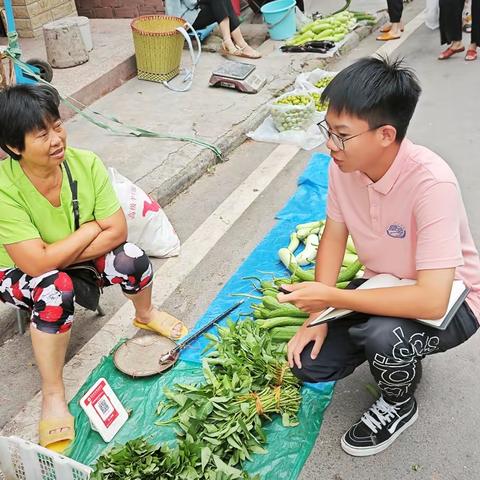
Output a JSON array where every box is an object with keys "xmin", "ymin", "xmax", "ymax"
[
  {"xmin": 341, "ymin": 304, "xmax": 479, "ymax": 456},
  {"xmin": 377, "ymin": 0, "xmax": 403, "ymax": 40},
  {"xmin": 439, "ymin": 0, "xmax": 465, "ymax": 58},
  {"xmin": 387, "ymin": 0, "xmax": 403, "ymax": 23},
  {"xmin": 466, "ymin": 0, "xmax": 479, "ymax": 59}
]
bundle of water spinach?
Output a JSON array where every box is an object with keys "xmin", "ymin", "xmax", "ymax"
[
  {"xmin": 92, "ymin": 319, "xmax": 296, "ymax": 479},
  {"xmin": 154, "ymin": 319, "xmax": 302, "ymax": 478},
  {"xmin": 91, "ymin": 435, "xmax": 255, "ymax": 480}
]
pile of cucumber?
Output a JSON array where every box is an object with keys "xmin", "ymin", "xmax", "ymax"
[
  {"xmin": 236, "ymin": 220, "xmax": 363, "ymax": 344},
  {"xmin": 286, "ymin": 10, "xmax": 377, "ymax": 47}
]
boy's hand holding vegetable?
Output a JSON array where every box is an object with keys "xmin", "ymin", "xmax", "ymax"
[{"xmin": 278, "ymin": 281, "xmax": 333, "ymax": 313}]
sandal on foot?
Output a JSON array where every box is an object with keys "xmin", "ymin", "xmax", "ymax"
[
  {"xmin": 438, "ymin": 46, "xmax": 465, "ymax": 59},
  {"xmin": 234, "ymin": 45, "xmax": 262, "ymax": 59},
  {"xmin": 133, "ymin": 312, "xmax": 188, "ymax": 340},
  {"xmin": 220, "ymin": 41, "xmax": 242, "ymax": 57},
  {"xmin": 380, "ymin": 23, "xmax": 404, "ymax": 33},
  {"xmin": 39, "ymin": 416, "xmax": 75, "ymax": 453},
  {"xmin": 465, "ymin": 49, "xmax": 477, "ymax": 61},
  {"xmin": 376, "ymin": 31, "xmax": 401, "ymax": 41}
]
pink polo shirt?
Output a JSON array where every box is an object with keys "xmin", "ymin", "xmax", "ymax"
[{"xmin": 327, "ymin": 138, "xmax": 480, "ymax": 321}]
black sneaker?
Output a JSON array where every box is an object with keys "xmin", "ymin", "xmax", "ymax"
[{"xmin": 341, "ymin": 396, "xmax": 418, "ymax": 456}]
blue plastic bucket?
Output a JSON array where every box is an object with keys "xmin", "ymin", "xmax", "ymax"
[{"xmin": 261, "ymin": 0, "xmax": 296, "ymax": 41}]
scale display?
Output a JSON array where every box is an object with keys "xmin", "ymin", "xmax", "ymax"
[
  {"xmin": 209, "ymin": 60, "xmax": 266, "ymax": 94},
  {"xmin": 212, "ymin": 60, "xmax": 257, "ymax": 80}
]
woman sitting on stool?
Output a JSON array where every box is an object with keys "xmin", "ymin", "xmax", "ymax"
[
  {"xmin": 0, "ymin": 84, "xmax": 188, "ymax": 453},
  {"xmin": 165, "ymin": 0, "xmax": 262, "ymax": 59}
]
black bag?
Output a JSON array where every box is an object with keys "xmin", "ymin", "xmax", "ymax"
[{"xmin": 63, "ymin": 161, "xmax": 102, "ymax": 311}]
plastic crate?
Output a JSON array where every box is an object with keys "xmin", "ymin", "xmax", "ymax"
[{"xmin": 0, "ymin": 436, "xmax": 91, "ymax": 480}]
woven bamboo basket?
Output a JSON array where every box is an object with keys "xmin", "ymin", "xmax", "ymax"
[{"xmin": 130, "ymin": 15, "xmax": 187, "ymax": 83}]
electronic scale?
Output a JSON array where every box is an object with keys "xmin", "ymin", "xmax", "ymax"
[{"xmin": 209, "ymin": 60, "xmax": 266, "ymax": 94}]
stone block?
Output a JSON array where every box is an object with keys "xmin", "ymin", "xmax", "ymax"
[{"xmin": 43, "ymin": 18, "xmax": 88, "ymax": 67}]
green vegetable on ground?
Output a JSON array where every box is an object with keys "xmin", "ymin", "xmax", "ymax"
[
  {"xmin": 286, "ymin": 10, "xmax": 357, "ymax": 46},
  {"xmin": 310, "ymin": 92, "xmax": 329, "ymax": 112},
  {"xmin": 277, "ymin": 220, "xmax": 363, "ymax": 287},
  {"xmin": 314, "ymin": 76, "xmax": 335, "ymax": 89},
  {"xmin": 271, "ymin": 94, "xmax": 315, "ymax": 132},
  {"xmin": 257, "ymin": 316, "xmax": 306, "ymax": 329},
  {"xmin": 93, "ymin": 318, "xmax": 301, "ymax": 480},
  {"xmin": 270, "ymin": 325, "xmax": 301, "ymax": 343}
]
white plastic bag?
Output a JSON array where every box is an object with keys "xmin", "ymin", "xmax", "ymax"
[
  {"xmin": 108, "ymin": 168, "xmax": 180, "ymax": 258},
  {"xmin": 425, "ymin": 0, "xmax": 439, "ymax": 30},
  {"xmin": 269, "ymin": 90, "xmax": 316, "ymax": 132},
  {"xmin": 295, "ymin": 68, "xmax": 338, "ymax": 93},
  {"xmin": 247, "ymin": 112, "xmax": 326, "ymax": 151}
]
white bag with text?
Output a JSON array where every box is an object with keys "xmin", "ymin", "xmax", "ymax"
[{"xmin": 108, "ymin": 168, "xmax": 180, "ymax": 258}]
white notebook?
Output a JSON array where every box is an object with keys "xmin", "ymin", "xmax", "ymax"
[{"xmin": 308, "ymin": 273, "xmax": 470, "ymax": 331}]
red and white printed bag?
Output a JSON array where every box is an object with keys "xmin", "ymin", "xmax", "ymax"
[{"xmin": 108, "ymin": 167, "xmax": 180, "ymax": 258}]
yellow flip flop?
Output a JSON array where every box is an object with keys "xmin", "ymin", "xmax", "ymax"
[
  {"xmin": 133, "ymin": 311, "xmax": 188, "ymax": 340},
  {"xmin": 39, "ymin": 416, "xmax": 75, "ymax": 453},
  {"xmin": 376, "ymin": 31, "xmax": 402, "ymax": 41}
]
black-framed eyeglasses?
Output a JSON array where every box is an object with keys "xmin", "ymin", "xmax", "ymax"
[{"xmin": 317, "ymin": 120, "xmax": 383, "ymax": 151}]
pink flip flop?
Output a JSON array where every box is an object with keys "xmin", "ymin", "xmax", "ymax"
[{"xmin": 465, "ymin": 49, "xmax": 477, "ymax": 61}]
